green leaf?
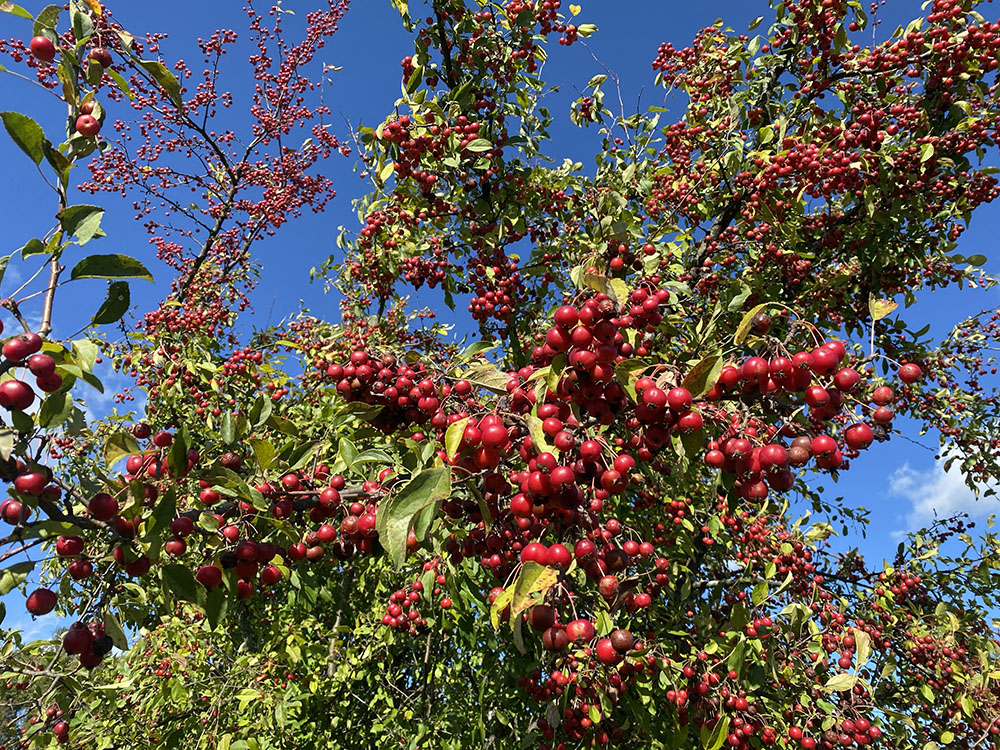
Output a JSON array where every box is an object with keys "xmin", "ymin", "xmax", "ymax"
[
  {"xmin": 102, "ymin": 609, "xmax": 128, "ymax": 650},
  {"xmin": 0, "ymin": 2, "xmax": 33, "ymax": 20},
  {"xmin": 0, "ymin": 254, "xmax": 10, "ymax": 287},
  {"xmin": 681, "ymin": 354, "xmax": 723, "ymax": 398},
  {"xmin": 576, "ymin": 23, "xmax": 597, "ymax": 37},
  {"xmin": 69, "ymin": 0, "xmax": 92, "ymax": 40},
  {"xmin": 824, "ymin": 673, "xmax": 857, "ymax": 692},
  {"xmin": 966, "ymin": 254, "xmax": 987, "ymax": 267},
  {"xmin": 57, "ymin": 205, "xmax": 105, "ymax": 245},
  {"xmin": 921, "ymin": 142, "xmax": 935, "ymax": 163},
  {"xmin": 0, "ymin": 561, "xmax": 34, "ymax": 595},
  {"xmin": 375, "ymin": 466, "xmax": 452, "ymax": 568},
  {"xmin": 142, "ymin": 488, "xmax": 176, "ymax": 546},
  {"xmin": 751, "ymin": 580, "xmax": 769, "ymax": 606},
  {"xmin": 17, "ymin": 239, "xmax": 45, "ymax": 258},
  {"xmin": 220, "ymin": 411, "xmax": 235, "ymax": 445},
  {"xmin": 338, "ymin": 437, "xmax": 358, "ymax": 468},
  {"xmin": 0, "ymin": 428, "xmax": 15, "ymax": 461},
  {"xmin": 250, "ymin": 438, "xmax": 276, "ymax": 471},
  {"xmin": 854, "ymin": 629, "xmax": 871, "ymax": 670},
  {"xmin": 91, "ymin": 281, "xmax": 130, "ymax": 325},
  {"xmin": 137, "ymin": 59, "xmax": 183, "ymax": 106},
  {"xmin": 249, "ymin": 394, "xmax": 272, "ymax": 427},
  {"xmin": 104, "ymin": 431, "xmax": 140, "ymax": 466},
  {"xmin": 0, "ymin": 112, "xmax": 46, "ymax": 165},
  {"xmin": 702, "ymin": 715, "xmax": 729, "ymax": 750},
  {"xmin": 204, "ymin": 586, "xmax": 228, "ymax": 630},
  {"xmin": 107, "ymin": 68, "xmax": 134, "ymax": 100},
  {"xmin": 38, "ymin": 392, "xmax": 72, "ymax": 427},
  {"xmin": 444, "ymin": 416, "xmax": 469, "ymax": 461},
  {"xmin": 464, "ymin": 138, "xmax": 492, "ymax": 153},
  {"xmin": 33, "ymin": 5, "xmax": 61, "ymax": 36},
  {"xmin": 489, "ymin": 586, "xmax": 513, "ymax": 629},
  {"xmin": 526, "ymin": 414, "xmax": 553, "ymax": 455},
  {"xmin": 461, "ymin": 363, "xmax": 510, "ymax": 392},
  {"xmin": 70, "ymin": 254, "xmax": 153, "ymax": 282},
  {"xmin": 71, "ymin": 338, "xmax": 99, "ymax": 373},
  {"xmin": 734, "ymin": 303, "xmax": 768, "ymax": 345}
]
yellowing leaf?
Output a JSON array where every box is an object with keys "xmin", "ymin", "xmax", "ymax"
[
  {"xmin": 734, "ymin": 303, "xmax": 768, "ymax": 345},
  {"xmin": 869, "ymin": 295, "xmax": 897, "ymax": 321},
  {"xmin": 569, "ymin": 4, "xmax": 581, "ymax": 15},
  {"xmin": 508, "ymin": 561, "xmax": 558, "ymax": 627},
  {"xmin": 84, "ymin": 0, "xmax": 102, "ymax": 14}
]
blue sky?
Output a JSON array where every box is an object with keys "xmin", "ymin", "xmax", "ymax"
[{"xmin": 1, "ymin": 0, "xmax": 998, "ymax": 634}]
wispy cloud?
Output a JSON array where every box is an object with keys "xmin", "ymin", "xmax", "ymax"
[{"xmin": 888, "ymin": 459, "xmax": 999, "ymax": 538}]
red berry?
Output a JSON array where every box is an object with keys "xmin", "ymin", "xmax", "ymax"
[
  {"xmin": 75, "ymin": 114, "xmax": 101, "ymax": 137},
  {"xmin": 29, "ymin": 36, "xmax": 56, "ymax": 62}
]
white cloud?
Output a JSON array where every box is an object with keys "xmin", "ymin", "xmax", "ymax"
[
  {"xmin": 3, "ymin": 611, "xmax": 66, "ymax": 642},
  {"xmin": 888, "ymin": 459, "xmax": 1000, "ymax": 537}
]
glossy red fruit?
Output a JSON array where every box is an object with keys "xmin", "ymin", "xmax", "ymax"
[
  {"xmin": 26, "ymin": 588, "xmax": 57, "ymax": 616},
  {"xmin": 872, "ymin": 406, "xmax": 894, "ymax": 424},
  {"xmin": 574, "ymin": 538, "xmax": 596, "ymax": 561},
  {"xmin": 579, "ymin": 440, "xmax": 602, "ymax": 461},
  {"xmin": 14, "ymin": 472, "xmax": 47, "ymax": 497},
  {"xmin": 62, "ymin": 622, "xmax": 92, "ymax": 655},
  {"xmin": 553, "ymin": 305, "xmax": 579, "ymax": 329},
  {"xmin": 546, "ymin": 543, "xmax": 572, "ymax": 570},
  {"xmin": 35, "ymin": 372, "xmax": 63, "ymax": 392},
  {"xmin": 833, "ymin": 367, "xmax": 862, "ymax": 393},
  {"xmin": 480, "ymin": 423, "xmax": 508, "ymax": 448},
  {"xmin": 742, "ymin": 357, "xmax": 769, "ymax": 382},
  {"xmin": 759, "ymin": 444, "xmax": 788, "ymax": 469},
  {"xmin": 56, "ymin": 536, "xmax": 84, "ymax": 556},
  {"xmin": 595, "ymin": 637, "xmax": 622, "ymax": 665},
  {"xmin": 642, "ymin": 387, "xmax": 667, "ymax": 410},
  {"xmin": 87, "ymin": 493, "xmax": 118, "ymax": 521},
  {"xmin": 845, "ymin": 423, "xmax": 874, "ymax": 450},
  {"xmin": 170, "ymin": 516, "xmax": 194, "ymax": 536},
  {"xmin": 68, "ymin": 559, "xmax": 93, "ymax": 580},
  {"xmin": 872, "ymin": 386, "xmax": 894, "ymax": 405},
  {"xmin": 0, "ymin": 379, "xmax": 35, "ymax": 411},
  {"xmin": 666, "ymin": 387, "xmax": 692, "ymax": 412},
  {"xmin": 195, "ymin": 565, "xmax": 223, "ymax": 590},
  {"xmin": 88, "ymin": 47, "xmax": 112, "ymax": 67},
  {"xmin": 810, "ymin": 347, "xmax": 839, "ymax": 375},
  {"xmin": 164, "ymin": 537, "xmax": 186, "ymax": 556},
  {"xmin": 26, "ymin": 354, "xmax": 55, "ymax": 377},
  {"xmin": 75, "ymin": 114, "xmax": 101, "ymax": 137},
  {"xmin": 2, "ymin": 333, "xmax": 41, "ymax": 363},
  {"xmin": 811, "ymin": 435, "xmax": 838, "ymax": 457},
  {"xmin": 29, "ymin": 36, "xmax": 56, "ymax": 61},
  {"xmin": 521, "ymin": 542, "xmax": 548, "ymax": 565},
  {"xmin": 260, "ymin": 564, "xmax": 281, "ymax": 586},
  {"xmin": 566, "ymin": 618, "xmax": 596, "ymax": 643},
  {"xmin": 898, "ymin": 363, "xmax": 923, "ymax": 383},
  {"xmin": 152, "ymin": 430, "xmax": 173, "ymax": 448},
  {"xmin": 526, "ymin": 604, "xmax": 556, "ymax": 632},
  {"xmin": 541, "ymin": 626, "xmax": 570, "ymax": 652},
  {"xmin": 598, "ymin": 575, "xmax": 619, "ymax": 599}
]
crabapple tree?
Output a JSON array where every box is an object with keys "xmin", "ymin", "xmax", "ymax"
[{"xmin": 1, "ymin": 1, "xmax": 1000, "ymax": 749}]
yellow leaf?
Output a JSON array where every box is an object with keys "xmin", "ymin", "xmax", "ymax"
[
  {"xmin": 84, "ymin": 0, "xmax": 103, "ymax": 15},
  {"xmin": 869, "ymin": 295, "xmax": 898, "ymax": 321},
  {"xmin": 569, "ymin": 3, "xmax": 581, "ymax": 15}
]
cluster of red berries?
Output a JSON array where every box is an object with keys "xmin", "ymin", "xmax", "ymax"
[{"xmin": 0, "ymin": 331, "xmax": 61, "ymax": 411}]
